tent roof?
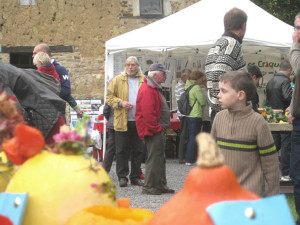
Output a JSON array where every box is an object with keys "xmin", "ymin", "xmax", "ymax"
[{"xmin": 106, "ymin": 0, "xmax": 293, "ymax": 57}]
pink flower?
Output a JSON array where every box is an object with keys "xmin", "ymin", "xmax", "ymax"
[{"xmin": 53, "ymin": 131, "xmax": 82, "ymax": 143}]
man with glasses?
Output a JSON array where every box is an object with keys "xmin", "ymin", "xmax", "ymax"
[
  {"xmin": 106, "ymin": 56, "xmax": 145, "ymax": 187},
  {"xmin": 136, "ymin": 63, "xmax": 175, "ymax": 195},
  {"xmin": 288, "ymin": 12, "xmax": 300, "ymax": 225}
]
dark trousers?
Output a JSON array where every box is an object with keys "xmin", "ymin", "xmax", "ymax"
[
  {"xmin": 178, "ymin": 116, "xmax": 189, "ymax": 162},
  {"xmin": 143, "ymin": 132, "xmax": 167, "ymax": 190},
  {"xmin": 115, "ymin": 122, "xmax": 143, "ymax": 181},
  {"xmin": 272, "ymin": 132, "xmax": 291, "ymax": 176},
  {"xmin": 186, "ymin": 117, "xmax": 202, "ymax": 163},
  {"xmin": 202, "ymin": 120, "xmax": 211, "ymax": 133},
  {"xmin": 290, "ymin": 119, "xmax": 300, "ymax": 225},
  {"xmin": 102, "ymin": 128, "xmax": 115, "ymax": 173}
]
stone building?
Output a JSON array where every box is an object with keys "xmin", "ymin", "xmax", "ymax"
[{"xmin": 0, "ymin": 0, "xmax": 198, "ymax": 106}]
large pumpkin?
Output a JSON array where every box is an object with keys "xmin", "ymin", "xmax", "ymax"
[
  {"xmin": 6, "ymin": 151, "xmax": 116, "ymax": 225},
  {"xmin": 149, "ymin": 133, "xmax": 260, "ymax": 225}
]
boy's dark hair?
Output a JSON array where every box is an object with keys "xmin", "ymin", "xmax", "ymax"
[
  {"xmin": 279, "ymin": 60, "xmax": 292, "ymax": 71},
  {"xmin": 224, "ymin": 7, "xmax": 247, "ymax": 31},
  {"xmin": 219, "ymin": 71, "xmax": 255, "ymax": 101},
  {"xmin": 247, "ymin": 65, "xmax": 262, "ymax": 78}
]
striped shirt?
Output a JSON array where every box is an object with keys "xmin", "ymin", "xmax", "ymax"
[
  {"xmin": 205, "ymin": 32, "xmax": 246, "ymax": 112},
  {"xmin": 211, "ymin": 104, "xmax": 280, "ymax": 196}
]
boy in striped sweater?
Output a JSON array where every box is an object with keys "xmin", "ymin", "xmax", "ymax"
[{"xmin": 211, "ymin": 71, "xmax": 279, "ymax": 196}]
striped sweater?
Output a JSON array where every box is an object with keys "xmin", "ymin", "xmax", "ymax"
[
  {"xmin": 205, "ymin": 31, "xmax": 246, "ymax": 112},
  {"xmin": 211, "ymin": 104, "xmax": 280, "ymax": 196}
]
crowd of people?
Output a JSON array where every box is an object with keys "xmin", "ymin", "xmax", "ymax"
[
  {"xmin": 102, "ymin": 9, "xmax": 300, "ymax": 224},
  {"xmin": 1, "ymin": 5, "xmax": 300, "ymax": 224}
]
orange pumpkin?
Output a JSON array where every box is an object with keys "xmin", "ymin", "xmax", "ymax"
[
  {"xmin": 149, "ymin": 133, "xmax": 260, "ymax": 225},
  {"xmin": 66, "ymin": 205, "xmax": 154, "ymax": 225}
]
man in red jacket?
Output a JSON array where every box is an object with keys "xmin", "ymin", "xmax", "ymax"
[{"xmin": 135, "ymin": 63, "xmax": 175, "ymax": 195}]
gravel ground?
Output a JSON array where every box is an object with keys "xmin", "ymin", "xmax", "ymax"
[{"xmin": 107, "ymin": 159, "xmax": 194, "ymax": 212}]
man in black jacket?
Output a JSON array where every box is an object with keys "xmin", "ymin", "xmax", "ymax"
[{"xmin": 266, "ymin": 60, "xmax": 293, "ymax": 182}]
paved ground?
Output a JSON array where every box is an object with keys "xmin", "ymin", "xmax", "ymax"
[{"xmin": 107, "ymin": 159, "xmax": 194, "ymax": 212}]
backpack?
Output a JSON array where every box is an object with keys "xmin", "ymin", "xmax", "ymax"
[{"xmin": 177, "ymin": 84, "xmax": 197, "ymax": 115}]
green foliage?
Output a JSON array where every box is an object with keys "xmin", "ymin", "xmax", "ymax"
[{"xmin": 251, "ymin": 0, "xmax": 300, "ymax": 26}]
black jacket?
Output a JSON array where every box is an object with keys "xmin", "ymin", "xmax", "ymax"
[
  {"xmin": 266, "ymin": 72, "xmax": 292, "ymax": 111},
  {"xmin": 0, "ymin": 62, "xmax": 65, "ymax": 138}
]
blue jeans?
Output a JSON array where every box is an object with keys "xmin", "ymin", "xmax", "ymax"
[
  {"xmin": 185, "ymin": 117, "xmax": 202, "ymax": 163},
  {"xmin": 290, "ymin": 118, "xmax": 300, "ymax": 225},
  {"xmin": 273, "ymin": 132, "xmax": 291, "ymax": 176}
]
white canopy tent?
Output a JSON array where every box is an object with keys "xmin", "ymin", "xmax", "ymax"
[
  {"xmin": 105, "ymin": 0, "xmax": 293, "ymax": 63},
  {"xmin": 101, "ymin": 0, "xmax": 294, "ymax": 156}
]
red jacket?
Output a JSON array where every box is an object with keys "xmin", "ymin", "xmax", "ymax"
[{"xmin": 135, "ymin": 78, "xmax": 163, "ymax": 140}]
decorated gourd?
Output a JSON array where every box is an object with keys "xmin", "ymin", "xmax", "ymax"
[
  {"xmin": 149, "ymin": 133, "xmax": 260, "ymax": 225},
  {"xmin": 2, "ymin": 114, "xmax": 116, "ymax": 225},
  {"xmin": 6, "ymin": 151, "xmax": 116, "ymax": 225}
]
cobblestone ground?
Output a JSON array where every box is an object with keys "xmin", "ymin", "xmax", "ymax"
[{"xmin": 107, "ymin": 159, "xmax": 194, "ymax": 212}]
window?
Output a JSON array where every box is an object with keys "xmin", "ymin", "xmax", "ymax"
[
  {"xmin": 19, "ymin": 0, "xmax": 35, "ymax": 5},
  {"xmin": 10, "ymin": 53, "xmax": 35, "ymax": 69},
  {"xmin": 139, "ymin": 0, "xmax": 163, "ymax": 16}
]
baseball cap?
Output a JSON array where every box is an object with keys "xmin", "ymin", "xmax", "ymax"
[{"xmin": 149, "ymin": 63, "xmax": 169, "ymax": 74}]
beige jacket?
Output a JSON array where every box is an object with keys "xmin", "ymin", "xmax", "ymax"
[{"xmin": 106, "ymin": 72, "xmax": 144, "ymax": 131}]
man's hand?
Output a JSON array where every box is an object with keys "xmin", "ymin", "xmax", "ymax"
[
  {"xmin": 288, "ymin": 113, "xmax": 294, "ymax": 124},
  {"xmin": 121, "ymin": 101, "xmax": 133, "ymax": 111}
]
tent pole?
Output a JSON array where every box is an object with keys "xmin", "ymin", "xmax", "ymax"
[{"xmin": 102, "ymin": 49, "xmax": 109, "ymax": 162}]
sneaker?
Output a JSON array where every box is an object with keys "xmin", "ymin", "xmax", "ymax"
[
  {"xmin": 185, "ymin": 162, "xmax": 193, "ymax": 166},
  {"xmin": 280, "ymin": 175, "xmax": 292, "ymax": 182},
  {"xmin": 119, "ymin": 178, "xmax": 128, "ymax": 187},
  {"xmin": 131, "ymin": 179, "xmax": 144, "ymax": 186}
]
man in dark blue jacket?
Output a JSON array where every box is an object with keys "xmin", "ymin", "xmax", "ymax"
[{"xmin": 33, "ymin": 43, "xmax": 82, "ymax": 121}]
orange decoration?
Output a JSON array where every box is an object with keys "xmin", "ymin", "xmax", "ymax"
[
  {"xmin": 1, "ymin": 124, "xmax": 45, "ymax": 165},
  {"xmin": 14, "ymin": 123, "xmax": 45, "ymax": 158},
  {"xmin": 2, "ymin": 138, "xmax": 26, "ymax": 165},
  {"xmin": 117, "ymin": 198, "xmax": 130, "ymax": 208},
  {"xmin": 149, "ymin": 133, "xmax": 260, "ymax": 225}
]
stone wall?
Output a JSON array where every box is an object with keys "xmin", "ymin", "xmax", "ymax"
[{"xmin": 0, "ymin": 0, "xmax": 198, "ymax": 102}]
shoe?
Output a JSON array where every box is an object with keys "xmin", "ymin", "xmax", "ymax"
[
  {"xmin": 131, "ymin": 179, "xmax": 144, "ymax": 186},
  {"xmin": 185, "ymin": 162, "xmax": 193, "ymax": 166},
  {"xmin": 280, "ymin": 175, "xmax": 292, "ymax": 182},
  {"xmin": 142, "ymin": 188, "xmax": 162, "ymax": 195},
  {"xmin": 140, "ymin": 173, "xmax": 145, "ymax": 179},
  {"xmin": 179, "ymin": 160, "xmax": 185, "ymax": 164},
  {"xmin": 119, "ymin": 178, "xmax": 128, "ymax": 187},
  {"xmin": 160, "ymin": 187, "xmax": 175, "ymax": 194}
]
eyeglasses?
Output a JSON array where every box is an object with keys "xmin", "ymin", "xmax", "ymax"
[{"xmin": 294, "ymin": 26, "xmax": 300, "ymax": 31}]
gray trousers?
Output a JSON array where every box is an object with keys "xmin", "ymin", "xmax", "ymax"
[{"xmin": 143, "ymin": 132, "xmax": 167, "ymax": 190}]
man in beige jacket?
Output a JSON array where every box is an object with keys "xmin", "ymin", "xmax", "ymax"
[{"xmin": 106, "ymin": 56, "xmax": 145, "ymax": 187}]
